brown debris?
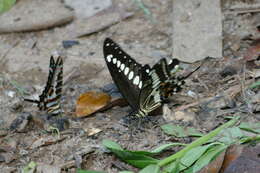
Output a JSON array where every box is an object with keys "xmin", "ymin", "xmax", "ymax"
[{"xmin": 221, "ymin": 145, "xmax": 260, "ymax": 173}]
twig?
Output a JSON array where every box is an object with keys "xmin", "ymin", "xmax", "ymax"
[{"xmin": 226, "ymin": 8, "xmax": 260, "ymax": 14}]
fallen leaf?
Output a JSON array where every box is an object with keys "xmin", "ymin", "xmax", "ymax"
[
  {"xmin": 244, "ymin": 39, "xmax": 260, "ymax": 61},
  {"xmin": 220, "ymin": 145, "xmax": 243, "ymax": 172},
  {"xmin": 244, "ymin": 39, "xmax": 260, "ymax": 69},
  {"xmin": 221, "ymin": 145, "xmax": 260, "ymax": 173},
  {"xmin": 199, "ymin": 151, "xmax": 226, "ymax": 173},
  {"xmin": 75, "ymin": 91, "xmax": 111, "ymax": 117}
]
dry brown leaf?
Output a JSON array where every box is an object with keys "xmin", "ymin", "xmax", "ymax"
[
  {"xmin": 75, "ymin": 91, "xmax": 111, "ymax": 117},
  {"xmin": 199, "ymin": 150, "xmax": 226, "ymax": 173}
]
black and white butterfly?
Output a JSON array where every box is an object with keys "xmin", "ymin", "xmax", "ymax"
[
  {"xmin": 103, "ymin": 38, "xmax": 191, "ymax": 118},
  {"xmin": 24, "ymin": 56, "xmax": 63, "ymax": 116}
]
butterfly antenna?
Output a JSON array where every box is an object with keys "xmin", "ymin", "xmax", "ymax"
[
  {"xmin": 24, "ymin": 98, "xmax": 39, "ymax": 104},
  {"xmin": 180, "ymin": 65, "xmax": 201, "ymax": 80}
]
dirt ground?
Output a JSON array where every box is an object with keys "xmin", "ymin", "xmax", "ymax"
[{"xmin": 0, "ymin": 0, "xmax": 259, "ymax": 172}]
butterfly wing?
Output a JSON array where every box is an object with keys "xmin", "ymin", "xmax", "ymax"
[
  {"xmin": 103, "ymin": 38, "xmax": 151, "ymax": 110},
  {"xmin": 37, "ymin": 56, "xmax": 56, "ymax": 110},
  {"xmin": 152, "ymin": 58, "xmax": 184, "ymax": 99},
  {"xmin": 24, "ymin": 56, "xmax": 63, "ymax": 115},
  {"xmin": 133, "ymin": 66, "xmax": 162, "ymax": 117},
  {"xmin": 45, "ymin": 57, "xmax": 63, "ymax": 115}
]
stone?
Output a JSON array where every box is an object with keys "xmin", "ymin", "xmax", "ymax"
[
  {"xmin": 0, "ymin": 0, "xmax": 74, "ymax": 33},
  {"xmin": 172, "ymin": 0, "xmax": 222, "ymax": 62},
  {"xmin": 64, "ymin": 0, "xmax": 112, "ymax": 19}
]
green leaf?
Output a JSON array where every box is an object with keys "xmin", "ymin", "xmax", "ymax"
[
  {"xmin": 239, "ymin": 135, "xmax": 260, "ymax": 144},
  {"xmin": 151, "ymin": 143, "xmax": 186, "ymax": 154},
  {"xmin": 163, "ymin": 159, "xmax": 180, "ymax": 173},
  {"xmin": 102, "ymin": 139, "xmax": 123, "ymax": 150},
  {"xmin": 0, "ymin": 0, "xmax": 16, "ymax": 14},
  {"xmin": 119, "ymin": 171, "xmax": 134, "ymax": 173},
  {"xmin": 191, "ymin": 144, "xmax": 227, "ymax": 173},
  {"xmin": 218, "ymin": 127, "xmax": 244, "ymax": 145},
  {"xmin": 158, "ymin": 117, "xmax": 239, "ymax": 167},
  {"xmin": 180, "ymin": 144, "xmax": 216, "ymax": 170},
  {"xmin": 239, "ymin": 122, "xmax": 260, "ymax": 134},
  {"xmin": 161, "ymin": 124, "xmax": 186, "ymax": 137},
  {"xmin": 22, "ymin": 161, "xmax": 37, "ymax": 173},
  {"xmin": 103, "ymin": 139, "xmax": 159, "ymax": 168},
  {"xmin": 187, "ymin": 127, "xmax": 204, "ymax": 137},
  {"xmin": 77, "ymin": 169, "xmax": 106, "ymax": 173},
  {"xmin": 139, "ymin": 164, "xmax": 160, "ymax": 173}
]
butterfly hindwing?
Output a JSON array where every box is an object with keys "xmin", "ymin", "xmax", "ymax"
[
  {"xmin": 135, "ymin": 67, "xmax": 162, "ymax": 117},
  {"xmin": 103, "ymin": 38, "xmax": 151, "ymax": 110}
]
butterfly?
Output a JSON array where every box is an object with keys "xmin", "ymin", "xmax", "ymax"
[
  {"xmin": 24, "ymin": 56, "xmax": 63, "ymax": 116},
  {"xmin": 103, "ymin": 38, "xmax": 192, "ymax": 118}
]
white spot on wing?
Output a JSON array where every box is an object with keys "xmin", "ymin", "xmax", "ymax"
[
  {"xmin": 146, "ymin": 69, "xmax": 150, "ymax": 73},
  {"xmin": 168, "ymin": 59, "xmax": 173, "ymax": 64},
  {"xmin": 117, "ymin": 60, "xmax": 121, "ymax": 68},
  {"xmin": 124, "ymin": 67, "xmax": 129, "ymax": 75},
  {"xmin": 106, "ymin": 43, "xmax": 110, "ymax": 46},
  {"xmin": 133, "ymin": 76, "xmax": 140, "ymax": 85},
  {"xmin": 113, "ymin": 58, "xmax": 117, "ymax": 64},
  {"xmin": 120, "ymin": 63, "xmax": 125, "ymax": 71},
  {"xmin": 128, "ymin": 71, "xmax": 134, "ymax": 80},
  {"xmin": 106, "ymin": 54, "xmax": 113, "ymax": 62},
  {"xmin": 138, "ymin": 81, "xmax": 142, "ymax": 89}
]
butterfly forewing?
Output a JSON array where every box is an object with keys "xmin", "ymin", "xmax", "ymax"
[{"xmin": 103, "ymin": 38, "xmax": 151, "ymax": 110}]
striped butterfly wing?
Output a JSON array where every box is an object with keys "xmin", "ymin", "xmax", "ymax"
[
  {"xmin": 103, "ymin": 38, "xmax": 151, "ymax": 110},
  {"xmin": 38, "ymin": 56, "xmax": 56, "ymax": 110},
  {"xmin": 44, "ymin": 57, "xmax": 63, "ymax": 115},
  {"xmin": 150, "ymin": 58, "xmax": 184, "ymax": 99},
  {"xmin": 24, "ymin": 56, "xmax": 63, "ymax": 115},
  {"xmin": 134, "ymin": 67, "xmax": 162, "ymax": 117}
]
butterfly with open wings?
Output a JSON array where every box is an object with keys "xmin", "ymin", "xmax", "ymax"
[{"xmin": 103, "ymin": 38, "xmax": 199, "ymax": 118}]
